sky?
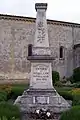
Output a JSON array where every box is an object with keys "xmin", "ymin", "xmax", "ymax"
[{"xmin": 0, "ymin": 0, "xmax": 80, "ymax": 23}]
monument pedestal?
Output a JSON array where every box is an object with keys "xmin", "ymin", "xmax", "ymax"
[
  {"xmin": 15, "ymin": 56, "xmax": 71, "ymax": 119},
  {"xmin": 15, "ymin": 88, "xmax": 70, "ymax": 120}
]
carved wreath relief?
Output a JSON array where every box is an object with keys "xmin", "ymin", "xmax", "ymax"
[{"xmin": 37, "ymin": 21, "xmax": 46, "ymax": 44}]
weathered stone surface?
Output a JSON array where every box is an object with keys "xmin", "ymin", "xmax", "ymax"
[{"xmin": 34, "ymin": 3, "xmax": 49, "ymax": 47}]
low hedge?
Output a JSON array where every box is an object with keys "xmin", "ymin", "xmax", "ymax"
[
  {"xmin": 60, "ymin": 106, "xmax": 80, "ymax": 120},
  {"xmin": 8, "ymin": 87, "xmax": 25, "ymax": 100},
  {"xmin": 58, "ymin": 88, "xmax": 80, "ymax": 105},
  {"xmin": 58, "ymin": 90, "xmax": 73, "ymax": 100},
  {"xmin": 73, "ymin": 82, "xmax": 80, "ymax": 88},
  {"xmin": 55, "ymin": 87, "xmax": 73, "ymax": 100},
  {"xmin": 7, "ymin": 84, "xmax": 28, "ymax": 100}
]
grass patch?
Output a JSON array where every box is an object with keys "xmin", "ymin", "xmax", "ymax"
[{"xmin": 60, "ymin": 106, "xmax": 80, "ymax": 120}]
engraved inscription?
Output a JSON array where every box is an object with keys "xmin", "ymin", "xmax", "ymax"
[
  {"xmin": 35, "ymin": 96, "xmax": 49, "ymax": 104},
  {"xmin": 33, "ymin": 64, "xmax": 49, "ymax": 82}
]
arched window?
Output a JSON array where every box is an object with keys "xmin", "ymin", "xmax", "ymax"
[
  {"xmin": 60, "ymin": 46, "xmax": 63, "ymax": 58},
  {"xmin": 28, "ymin": 44, "xmax": 32, "ymax": 56}
]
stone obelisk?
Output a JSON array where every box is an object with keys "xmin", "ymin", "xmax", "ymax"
[
  {"xmin": 15, "ymin": 3, "xmax": 71, "ymax": 120},
  {"xmin": 34, "ymin": 3, "xmax": 49, "ymax": 47},
  {"xmin": 29, "ymin": 3, "xmax": 54, "ymax": 90}
]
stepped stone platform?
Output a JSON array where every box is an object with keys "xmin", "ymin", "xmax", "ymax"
[{"xmin": 15, "ymin": 88, "xmax": 70, "ymax": 120}]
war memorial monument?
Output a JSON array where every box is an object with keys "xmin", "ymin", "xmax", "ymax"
[{"xmin": 15, "ymin": 3, "xmax": 71, "ymax": 120}]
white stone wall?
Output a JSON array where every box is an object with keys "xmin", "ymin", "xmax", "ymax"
[{"xmin": 0, "ymin": 16, "xmax": 80, "ymax": 79}]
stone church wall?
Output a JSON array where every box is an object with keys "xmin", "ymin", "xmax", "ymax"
[
  {"xmin": 73, "ymin": 27, "xmax": 80, "ymax": 68},
  {"xmin": 0, "ymin": 19, "xmax": 35, "ymax": 82},
  {"xmin": 48, "ymin": 24, "xmax": 73, "ymax": 78},
  {"xmin": 74, "ymin": 27, "xmax": 80, "ymax": 45},
  {"xmin": 0, "ymin": 15, "xmax": 80, "ymax": 82}
]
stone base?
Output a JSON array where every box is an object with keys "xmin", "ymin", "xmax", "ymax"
[{"xmin": 15, "ymin": 88, "xmax": 71, "ymax": 120}]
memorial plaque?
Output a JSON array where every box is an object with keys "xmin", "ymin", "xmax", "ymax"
[
  {"xmin": 33, "ymin": 64, "xmax": 49, "ymax": 82},
  {"xmin": 31, "ymin": 62, "xmax": 53, "ymax": 89},
  {"xmin": 33, "ymin": 96, "xmax": 49, "ymax": 104}
]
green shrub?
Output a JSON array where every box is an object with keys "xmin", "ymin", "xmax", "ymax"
[
  {"xmin": 67, "ymin": 83, "xmax": 80, "ymax": 88},
  {"xmin": 0, "ymin": 102, "xmax": 20, "ymax": 120},
  {"xmin": 68, "ymin": 67, "xmax": 80, "ymax": 83},
  {"xmin": 54, "ymin": 81, "xmax": 63, "ymax": 87},
  {"xmin": 73, "ymin": 82, "xmax": 80, "ymax": 88},
  {"xmin": 0, "ymin": 91, "xmax": 7, "ymax": 102},
  {"xmin": 72, "ymin": 95, "xmax": 80, "ymax": 106},
  {"xmin": 73, "ymin": 67, "xmax": 80, "ymax": 83},
  {"xmin": 67, "ymin": 76, "xmax": 74, "ymax": 84},
  {"xmin": 52, "ymin": 71, "xmax": 60, "ymax": 85},
  {"xmin": 60, "ymin": 106, "xmax": 80, "ymax": 120}
]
